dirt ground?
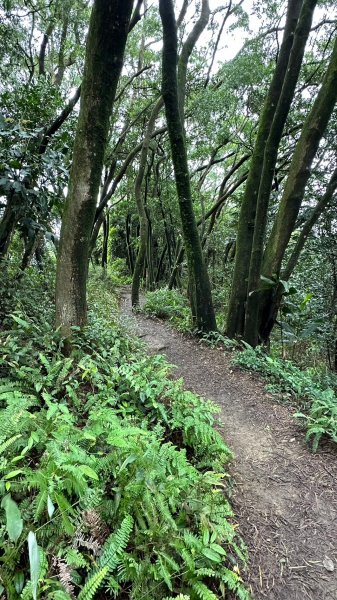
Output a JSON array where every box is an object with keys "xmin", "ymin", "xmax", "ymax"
[{"xmin": 119, "ymin": 289, "xmax": 337, "ymax": 600}]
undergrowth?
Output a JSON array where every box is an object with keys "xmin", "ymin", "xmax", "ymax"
[
  {"xmin": 141, "ymin": 288, "xmax": 191, "ymax": 332},
  {"xmin": 234, "ymin": 346, "xmax": 337, "ymax": 451},
  {"xmin": 0, "ymin": 268, "xmax": 249, "ymax": 599}
]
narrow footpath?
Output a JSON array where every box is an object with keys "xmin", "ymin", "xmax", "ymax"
[{"xmin": 120, "ymin": 289, "xmax": 337, "ymax": 600}]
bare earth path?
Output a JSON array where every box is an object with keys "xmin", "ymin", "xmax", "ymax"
[{"xmin": 119, "ymin": 289, "xmax": 337, "ymax": 600}]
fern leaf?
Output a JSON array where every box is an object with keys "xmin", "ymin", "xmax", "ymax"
[
  {"xmin": 78, "ymin": 566, "xmax": 109, "ymax": 600},
  {"xmin": 192, "ymin": 581, "xmax": 218, "ymax": 600}
]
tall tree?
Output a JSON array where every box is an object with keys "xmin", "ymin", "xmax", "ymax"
[
  {"xmin": 258, "ymin": 36, "xmax": 337, "ymax": 342},
  {"xmin": 226, "ymin": 0, "xmax": 306, "ymax": 339},
  {"xmin": 243, "ymin": 0, "xmax": 318, "ymax": 345},
  {"xmin": 55, "ymin": 0, "xmax": 134, "ymax": 337},
  {"xmin": 159, "ymin": 0, "xmax": 216, "ymax": 332}
]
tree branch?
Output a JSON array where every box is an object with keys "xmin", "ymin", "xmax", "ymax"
[{"xmin": 38, "ymin": 86, "xmax": 81, "ymax": 154}]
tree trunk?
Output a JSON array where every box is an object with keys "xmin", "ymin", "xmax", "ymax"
[
  {"xmin": 226, "ymin": 0, "xmax": 302, "ymax": 338},
  {"xmin": 0, "ymin": 197, "xmax": 18, "ymax": 259},
  {"xmin": 125, "ymin": 213, "xmax": 134, "ymax": 274},
  {"xmin": 244, "ymin": 0, "xmax": 317, "ymax": 346},
  {"xmin": 101, "ymin": 213, "xmax": 109, "ymax": 269},
  {"xmin": 255, "ymin": 168, "xmax": 337, "ymax": 343},
  {"xmin": 283, "ymin": 167, "xmax": 337, "ymax": 280},
  {"xmin": 131, "ymin": 99, "xmax": 163, "ymax": 306},
  {"xmin": 258, "ymin": 37, "xmax": 337, "ymax": 342},
  {"xmin": 55, "ymin": 0, "xmax": 134, "ymax": 338},
  {"xmin": 159, "ymin": 0, "xmax": 216, "ymax": 332}
]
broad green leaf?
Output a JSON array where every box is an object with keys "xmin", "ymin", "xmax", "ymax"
[
  {"xmin": 260, "ymin": 275, "xmax": 276, "ymax": 287},
  {"xmin": 210, "ymin": 542, "xmax": 227, "ymax": 555},
  {"xmin": 1, "ymin": 494, "xmax": 23, "ymax": 542},
  {"xmin": 28, "ymin": 531, "xmax": 40, "ymax": 600},
  {"xmin": 10, "ymin": 314, "xmax": 31, "ymax": 329},
  {"xmin": 14, "ymin": 571, "xmax": 25, "ymax": 593},
  {"xmin": 78, "ymin": 465, "xmax": 99, "ymax": 480},
  {"xmin": 4, "ymin": 469, "xmax": 24, "ymax": 479},
  {"xmin": 201, "ymin": 547, "xmax": 222, "ymax": 562}
]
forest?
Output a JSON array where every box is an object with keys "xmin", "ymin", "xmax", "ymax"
[{"xmin": 0, "ymin": 0, "xmax": 336, "ymax": 598}]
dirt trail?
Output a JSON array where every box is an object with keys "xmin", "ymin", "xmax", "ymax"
[{"xmin": 119, "ymin": 289, "xmax": 337, "ymax": 600}]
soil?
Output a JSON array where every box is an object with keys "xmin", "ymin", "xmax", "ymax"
[{"xmin": 119, "ymin": 289, "xmax": 337, "ymax": 600}]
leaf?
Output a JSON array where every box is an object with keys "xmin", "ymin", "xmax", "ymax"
[
  {"xmin": 201, "ymin": 547, "xmax": 222, "ymax": 562},
  {"xmin": 28, "ymin": 531, "xmax": 40, "ymax": 600},
  {"xmin": 78, "ymin": 464, "xmax": 99, "ymax": 480},
  {"xmin": 10, "ymin": 314, "xmax": 31, "ymax": 330},
  {"xmin": 260, "ymin": 275, "xmax": 276, "ymax": 288},
  {"xmin": 47, "ymin": 495, "xmax": 55, "ymax": 518},
  {"xmin": 202, "ymin": 530, "xmax": 210, "ymax": 546},
  {"xmin": 14, "ymin": 571, "xmax": 25, "ymax": 593},
  {"xmin": 323, "ymin": 556, "xmax": 334, "ymax": 572},
  {"xmin": 1, "ymin": 494, "xmax": 23, "ymax": 542},
  {"xmin": 300, "ymin": 291, "xmax": 312, "ymax": 311},
  {"xmin": 4, "ymin": 469, "xmax": 24, "ymax": 479},
  {"xmin": 210, "ymin": 542, "xmax": 226, "ymax": 556}
]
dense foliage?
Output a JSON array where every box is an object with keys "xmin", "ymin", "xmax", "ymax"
[{"xmin": 0, "ymin": 267, "xmax": 248, "ymax": 599}]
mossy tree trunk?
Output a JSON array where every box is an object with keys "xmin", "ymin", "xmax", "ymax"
[
  {"xmin": 258, "ymin": 37, "xmax": 337, "ymax": 342},
  {"xmin": 159, "ymin": 0, "xmax": 216, "ymax": 332},
  {"xmin": 55, "ymin": 0, "xmax": 134, "ymax": 337},
  {"xmin": 226, "ymin": 0, "xmax": 302, "ymax": 339},
  {"xmin": 131, "ymin": 98, "xmax": 163, "ymax": 307},
  {"xmin": 243, "ymin": 0, "xmax": 318, "ymax": 346}
]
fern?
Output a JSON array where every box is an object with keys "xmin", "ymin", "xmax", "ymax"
[
  {"xmin": 192, "ymin": 581, "xmax": 218, "ymax": 600},
  {"xmin": 1, "ymin": 273, "xmax": 250, "ymax": 600},
  {"xmin": 78, "ymin": 565, "xmax": 109, "ymax": 600},
  {"xmin": 99, "ymin": 515, "xmax": 133, "ymax": 570}
]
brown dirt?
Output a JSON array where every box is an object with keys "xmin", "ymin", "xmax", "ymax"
[{"xmin": 119, "ymin": 289, "xmax": 337, "ymax": 600}]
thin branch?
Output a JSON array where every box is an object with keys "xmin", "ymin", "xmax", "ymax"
[
  {"xmin": 204, "ymin": 1, "xmax": 234, "ymax": 87},
  {"xmin": 38, "ymin": 86, "xmax": 81, "ymax": 154},
  {"xmin": 38, "ymin": 21, "xmax": 54, "ymax": 77},
  {"xmin": 115, "ymin": 64, "xmax": 152, "ymax": 102}
]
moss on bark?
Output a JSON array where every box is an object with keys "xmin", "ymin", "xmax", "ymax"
[
  {"xmin": 159, "ymin": 0, "xmax": 216, "ymax": 332},
  {"xmin": 55, "ymin": 0, "xmax": 134, "ymax": 338}
]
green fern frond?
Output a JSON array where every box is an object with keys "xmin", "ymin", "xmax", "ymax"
[
  {"xmin": 77, "ymin": 565, "xmax": 109, "ymax": 600},
  {"xmin": 191, "ymin": 581, "xmax": 218, "ymax": 600},
  {"xmin": 0, "ymin": 433, "xmax": 22, "ymax": 454},
  {"xmin": 99, "ymin": 515, "xmax": 133, "ymax": 569}
]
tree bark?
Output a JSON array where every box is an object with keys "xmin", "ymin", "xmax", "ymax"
[
  {"xmin": 0, "ymin": 196, "xmax": 19, "ymax": 259},
  {"xmin": 177, "ymin": 0, "xmax": 210, "ymax": 120},
  {"xmin": 55, "ymin": 0, "xmax": 134, "ymax": 337},
  {"xmin": 226, "ymin": 0, "xmax": 302, "ymax": 338},
  {"xmin": 131, "ymin": 98, "xmax": 163, "ymax": 306},
  {"xmin": 159, "ymin": 0, "xmax": 216, "ymax": 332},
  {"xmin": 244, "ymin": 0, "xmax": 317, "ymax": 346},
  {"xmin": 258, "ymin": 37, "xmax": 337, "ymax": 342}
]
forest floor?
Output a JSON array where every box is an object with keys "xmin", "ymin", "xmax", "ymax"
[{"xmin": 119, "ymin": 288, "xmax": 337, "ymax": 600}]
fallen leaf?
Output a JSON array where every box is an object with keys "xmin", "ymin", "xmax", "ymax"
[{"xmin": 323, "ymin": 557, "xmax": 334, "ymax": 572}]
